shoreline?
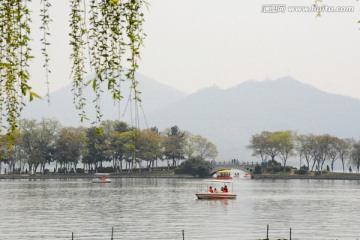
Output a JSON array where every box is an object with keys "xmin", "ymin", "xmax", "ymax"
[
  {"xmin": 252, "ymin": 173, "xmax": 360, "ymax": 181},
  {"xmin": 0, "ymin": 171, "xmax": 194, "ymax": 180},
  {"xmin": 1, "ymin": 171, "xmax": 360, "ymax": 181}
]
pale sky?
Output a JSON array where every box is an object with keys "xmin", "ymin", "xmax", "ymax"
[{"xmin": 28, "ymin": 0, "xmax": 360, "ymax": 99}]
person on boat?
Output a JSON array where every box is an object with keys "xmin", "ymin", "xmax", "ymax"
[
  {"xmin": 213, "ymin": 188, "xmax": 217, "ymax": 193},
  {"xmin": 208, "ymin": 186, "xmax": 213, "ymax": 193},
  {"xmin": 223, "ymin": 185, "xmax": 228, "ymax": 193},
  {"xmin": 102, "ymin": 176, "xmax": 106, "ymax": 181},
  {"xmin": 221, "ymin": 187, "xmax": 224, "ymax": 192}
]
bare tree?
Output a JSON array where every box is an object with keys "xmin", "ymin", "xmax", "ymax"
[
  {"xmin": 297, "ymin": 134, "xmax": 316, "ymax": 170},
  {"xmin": 350, "ymin": 141, "xmax": 360, "ymax": 173},
  {"xmin": 338, "ymin": 138, "xmax": 353, "ymax": 173}
]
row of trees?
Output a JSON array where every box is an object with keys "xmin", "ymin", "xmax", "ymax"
[
  {"xmin": 0, "ymin": 119, "xmax": 218, "ymax": 174},
  {"xmin": 248, "ymin": 131, "xmax": 360, "ymax": 173}
]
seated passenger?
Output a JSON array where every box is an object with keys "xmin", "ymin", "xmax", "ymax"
[
  {"xmin": 208, "ymin": 186, "xmax": 213, "ymax": 193},
  {"xmin": 224, "ymin": 185, "xmax": 228, "ymax": 193},
  {"xmin": 213, "ymin": 188, "xmax": 217, "ymax": 193}
]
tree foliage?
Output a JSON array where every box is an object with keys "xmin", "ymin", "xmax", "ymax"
[
  {"xmin": 249, "ymin": 130, "xmax": 356, "ymax": 174},
  {"xmin": 0, "ymin": 0, "xmax": 147, "ymax": 142},
  {"xmin": 162, "ymin": 126, "xmax": 186, "ymax": 167},
  {"xmin": 182, "ymin": 156, "xmax": 211, "ymax": 178},
  {"xmin": 184, "ymin": 133, "xmax": 218, "ymax": 160},
  {"xmin": 248, "ymin": 131, "xmax": 295, "ymax": 168},
  {"xmin": 0, "ymin": 119, "xmax": 217, "ymax": 174}
]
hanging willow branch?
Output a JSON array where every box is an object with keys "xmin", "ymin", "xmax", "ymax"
[
  {"xmin": 75, "ymin": 0, "xmax": 147, "ymax": 126},
  {"xmin": 125, "ymin": 0, "xmax": 146, "ymax": 103},
  {"xmin": 0, "ymin": 4, "xmax": 6, "ymax": 131},
  {"xmin": 69, "ymin": 0, "xmax": 87, "ymax": 122},
  {"xmin": 40, "ymin": 0, "xmax": 52, "ymax": 103},
  {"xmin": 0, "ymin": 0, "xmax": 147, "ymax": 142},
  {"xmin": 0, "ymin": 0, "xmax": 38, "ymax": 145}
]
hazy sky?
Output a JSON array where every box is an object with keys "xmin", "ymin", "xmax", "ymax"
[{"xmin": 28, "ymin": 0, "xmax": 360, "ymax": 99}]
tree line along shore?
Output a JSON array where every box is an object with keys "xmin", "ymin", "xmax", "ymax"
[
  {"xmin": 0, "ymin": 119, "xmax": 217, "ymax": 175},
  {"xmin": 247, "ymin": 130, "xmax": 360, "ymax": 175},
  {"xmin": 2, "ymin": 120, "xmax": 360, "ymax": 181}
]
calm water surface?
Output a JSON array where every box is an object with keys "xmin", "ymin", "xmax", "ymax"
[{"xmin": 1, "ymin": 178, "xmax": 360, "ymax": 239}]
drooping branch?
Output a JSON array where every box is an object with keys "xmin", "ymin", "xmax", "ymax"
[
  {"xmin": 0, "ymin": 0, "xmax": 147, "ymax": 145},
  {"xmin": 40, "ymin": 0, "xmax": 52, "ymax": 103},
  {"xmin": 69, "ymin": 0, "xmax": 87, "ymax": 122},
  {"xmin": 0, "ymin": 0, "xmax": 37, "ymax": 145}
]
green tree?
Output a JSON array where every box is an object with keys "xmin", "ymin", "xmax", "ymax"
[
  {"xmin": 83, "ymin": 126, "xmax": 110, "ymax": 171},
  {"xmin": 19, "ymin": 118, "xmax": 60, "ymax": 173},
  {"xmin": 182, "ymin": 156, "xmax": 211, "ymax": 178},
  {"xmin": 263, "ymin": 131, "xmax": 282, "ymax": 163},
  {"xmin": 184, "ymin": 134, "xmax": 218, "ymax": 160},
  {"xmin": 247, "ymin": 132, "xmax": 269, "ymax": 164},
  {"xmin": 114, "ymin": 121, "xmax": 131, "ymax": 133},
  {"xmin": 108, "ymin": 130, "xmax": 132, "ymax": 171},
  {"xmin": 53, "ymin": 127, "xmax": 85, "ymax": 172},
  {"xmin": 136, "ymin": 129, "xmax": 163, "ymax": 172},
  {"xmin": 0, "ymin": 131, "xmax": 24, "ymax": 173},
  {"xmin": 274, "ymin": 131, "xmax": 295, "ymax": 170},
  {"xmin": 118, "ymin": 128, "xmax": 139, "ymax": 171},
  {"xmin": 109, "ymin": 121, "xmax": 133, "ymax": 171},
  {"xmin": 163, "ymin": 126, "xmax": 185, "ymax": 167}
]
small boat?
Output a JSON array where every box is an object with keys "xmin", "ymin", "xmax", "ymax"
[
  {"xmin": 243, "ymin": 172, "xmax": 251, "ymax": 178},
  {"xmin": 92, "ymin": 173, "xmax": 112, "ymax": 183},
  {"xmin": 214, "ymin": 170, "xmax": 232, "ymax": 180},
  {"xmin": 195, "ymin": 180, "xmax": 237, "ymax": 200}
]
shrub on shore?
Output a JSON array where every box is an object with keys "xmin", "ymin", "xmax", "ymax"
[{"xmin": 176, "ymin": 157, "xmax": 211, "ymax": 178}]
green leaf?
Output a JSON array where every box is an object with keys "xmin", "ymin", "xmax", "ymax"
[
  {"xmin": 96, "ymin": 127, "xmax": 103, "ymax": 135},
  {"xmin": 29, "ymin": 92, "xmax": 42, "ymax": 101}
]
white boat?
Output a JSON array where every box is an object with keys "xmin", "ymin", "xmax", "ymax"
[
  {"xmin": 92, "ymin": 173, "xmax": 112, "ymax": 183},
  {"xmin": 243, "ymin": 172, "xmax": 251, "ymax": 178},
  {"xmin": 195, "ymin": 180, "xmax": 237, "ymax": 200}
]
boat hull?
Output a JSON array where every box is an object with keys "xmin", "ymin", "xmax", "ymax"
[
  {"xmin": 92, "ymin": 179, "xmax": 112, "ymax": 183},
  {"xmin": 195, "ymin": 193, "xmax": 237, "ymax": 199},
  {"xmin": 214, "ymin": 176, "xmax": 232, "ymax": 180}
]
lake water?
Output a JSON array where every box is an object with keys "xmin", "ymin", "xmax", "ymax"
[{"xmin": 1, "ymin": 177, "xmax": 360, "ymax": 240}]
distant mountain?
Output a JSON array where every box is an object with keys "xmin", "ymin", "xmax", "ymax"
[
  {"xmin": 21, "ymin": 72, "xmax": 187, "ymax": 126},
  {"xmin": 146, "ymin": 76, "xmax": 360, "ymax": 161},
  {"xmin": 22, "ymin": 75, "xmax": 360, "ymax": 163}
]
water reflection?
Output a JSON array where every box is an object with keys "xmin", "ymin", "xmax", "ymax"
[{"xmin": 1, "ymin": 178, "xmax": 360, "ymax": 239}]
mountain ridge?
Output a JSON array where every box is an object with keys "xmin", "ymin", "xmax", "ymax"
[
  {"xmin": 147, "ymin": 76, "xmax": 360, "ymax": 161},
  {"xmin": 21, "ymin": 74, "xmax": 360, "ymax": 162}
]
